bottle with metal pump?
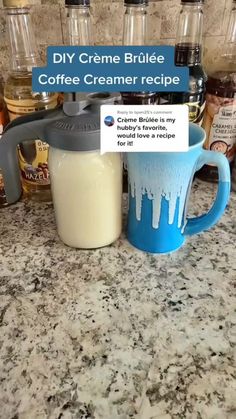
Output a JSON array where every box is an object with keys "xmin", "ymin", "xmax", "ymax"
[
  {"xmin": 65, "ymin": 0, "xmax": 93, "ymax": 46},
  {"xmin": 121, "ymin": 0, "xmax": 157, "ymax": 105},
  {"xmin": 197, "ymin": 0, "xmax": 236, "ymax": 182},
  {"xmin": 0, "ymin": 93, "xmax": 122, "ymax": 249},
  {"xmin": 3, "ymin": 0, "xmax": 58, "ymax": 202},
  {"xmin": 160, "ymin": 0, "xmax": 206, "ymax": 126}
]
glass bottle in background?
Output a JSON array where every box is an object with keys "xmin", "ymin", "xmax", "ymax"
[
  {"xmin": 121, "ymin": 0, "xmax": 158, "ymax": 105},
  {"xmin": 197, "ymin": 0, "xmax": 236, "ymax": 182},
  {"xmin": 0, "ymin": 79, "xmax": 10, "ymax": 207},
  {"xmin": 64, "ymin": 0, "xmax": 93, "ymax": 103},
  {"xmin": 160, "ymin": 0, "xmax": 206, "ymax": 126},
  {"xmin": 121, "ymin": 0, "xmax": 157, "ymax": 191},
  {"xmin": 3, "ymin": 0, "xmax": 58, "ymax": 202},
  {"xmin": 65, "ymin": 0, "xmax": 93, "ymax": 46}
]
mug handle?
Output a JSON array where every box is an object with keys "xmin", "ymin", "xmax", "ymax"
[{"xmin": 184, "ymin": 150, "xmax": 231, "ymax": 236}]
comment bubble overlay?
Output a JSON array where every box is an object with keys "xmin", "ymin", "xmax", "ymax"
[{"xmin": 100, "ymin": 105, "xmax": 189, "ymax": 154}]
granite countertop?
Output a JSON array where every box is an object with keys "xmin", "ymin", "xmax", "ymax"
[{"xmin": 0, "ymin": 179, "xmax": 236, "ymax": 419}]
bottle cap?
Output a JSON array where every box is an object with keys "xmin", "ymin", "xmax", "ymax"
[
  {"xmin": 65, "ymin": 0, "xmax": 90, "ymax": 5},
  {"xmin": 124, "ymin": 0, "xmax": 148, "ymax": 5},
  {"xmin": 3, "ymin": 0, "xmax": 30, "ymax": 7},
  {"xmin": 181, "ymin": 0, "xmax": 204, "ymax": 3}
]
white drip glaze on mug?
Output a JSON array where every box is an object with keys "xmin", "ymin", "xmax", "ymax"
[{"xmin": 127, "ymin": 154, "xmax": 194, "ymax": 229}]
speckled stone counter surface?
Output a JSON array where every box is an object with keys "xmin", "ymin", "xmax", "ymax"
[{"xmin": 0, "ymin": 179, "xmax": 236, "ymax": 419}]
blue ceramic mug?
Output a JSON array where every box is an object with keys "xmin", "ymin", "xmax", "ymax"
[{"xmin": 127, "ymin": 123, "xmax": 231, "ymax": 254}]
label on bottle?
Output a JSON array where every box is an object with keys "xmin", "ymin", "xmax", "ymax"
[
  {"xmin": 5, "ymin": 97, "xmax": 58, "ymax": 120},
  {"xmin": 203, "ymin": 93, "xmax": 236, "ymax": 163},
  {"xmin": 18, "ymin": 140, "xmax": 50, "ymax": 186},
  {"xmin": 5, "ymin": 97, "xmax": 58, "ymax": 187}
]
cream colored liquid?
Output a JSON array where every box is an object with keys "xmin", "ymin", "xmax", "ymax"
[{"xmin": 49, "ymin": 148, "xmax": 122, "ymax": 249}]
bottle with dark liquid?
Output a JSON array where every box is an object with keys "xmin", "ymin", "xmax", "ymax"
[
  {"xmin": 121, "ymin": 0, "xmax": 158, "ymax": 105},
  {"xmin": 121, "ymin": 0, "xmax": 157, "ymax": 190},
  {"xmin": 197, "ymin": 0, "xmax": 236, "ymax": 182},
  {"xmin": 160, "ymin": 0, "xmax": 206, "ymax": 126}
]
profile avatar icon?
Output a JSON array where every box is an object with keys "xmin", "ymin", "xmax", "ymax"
[{"xmin": 104, "ymin": 115, "xmax": 115, "ymax": 127}]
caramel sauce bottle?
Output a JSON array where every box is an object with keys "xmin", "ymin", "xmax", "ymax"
[
  {"xmin": 3, "ymin": 0, "xmax": 58, "ymax": 202},
  {"xmin": 197, "ymin": 0, "xmax": 236, "ymax": 182}
]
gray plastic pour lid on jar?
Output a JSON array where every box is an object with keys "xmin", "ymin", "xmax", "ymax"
[
  {"xmin": 46, "ymin": 92, "xmax": 119, "ymax": 152},
  {"xmin": 0, "ymin": 92, "xmax": 120, "ymax": 204}
]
